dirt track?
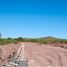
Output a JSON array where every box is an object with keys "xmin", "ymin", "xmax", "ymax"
[
  {"xmin": 20, "ymin": 42, "xmax": 67, "ymax": 67},
  {"xmin": 0, "ymin": 42, "xmax": 67, "ymax": 67}
]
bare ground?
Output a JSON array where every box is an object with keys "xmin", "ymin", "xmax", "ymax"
[
  {"xmin": 23, "ymin": 42, "xmax": 67, "ymax": 67},
  {"xmin": 0, "ymin": 43, "xmax": 20, "ymax": 66},
  {"xmin": 0, "ymin": 42, "xmax": 67, "ymax": 67}
]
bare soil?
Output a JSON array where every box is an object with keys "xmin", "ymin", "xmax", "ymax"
[{"xmin": 0, "ymin": 42, "xmax": 67, "ymax": 67}]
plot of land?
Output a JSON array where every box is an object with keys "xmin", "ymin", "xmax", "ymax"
[
  {"xmin": 0, "ymin": 42, "xmax": 67, "ymax": 67},
  {"xmin": 19, "ymin": 42, "xmax": 67, "ymax": 67}
]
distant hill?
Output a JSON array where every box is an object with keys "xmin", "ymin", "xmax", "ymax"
[{"xmin": 36, "ymin": 36, "xmax": 67, "ymax": 44}]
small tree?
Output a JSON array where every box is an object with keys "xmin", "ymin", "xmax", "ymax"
[
  {"xmin": 17, "ymin": 37, "xmax": 23, "ymax": 42},
  {"xmin": 0, "ymin": 33, "xmax": 1, "ymax": 38}
]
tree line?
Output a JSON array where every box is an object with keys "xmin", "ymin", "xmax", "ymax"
[{"xmin": 0, "ymin": 36, "xmax": 67, "ymax": 45}]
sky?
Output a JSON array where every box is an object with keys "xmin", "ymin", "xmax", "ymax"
[{"xmin": 0, "ymin": 0, "xmax": 67, "ymax": 38}]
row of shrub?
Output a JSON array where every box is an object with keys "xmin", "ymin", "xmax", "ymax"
[{"xmin": 0, "ymin": 37, "xmax": 67, "ymax": 45}]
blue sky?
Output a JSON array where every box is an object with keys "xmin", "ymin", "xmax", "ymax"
[{"xmin": 0, "ymin": 0, "xmax": 67, "ymax": 38}]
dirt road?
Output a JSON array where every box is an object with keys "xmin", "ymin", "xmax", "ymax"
[
  {"xmin": 0, "ymin": 42, "xmax": 67, "ymax": 67},
  {"xmin": 18, "ymin": 42, "xmax": 67, "ymax": 67}
]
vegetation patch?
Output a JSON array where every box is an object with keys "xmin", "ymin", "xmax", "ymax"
[{"xmin": 0, "ymin": 36, "xmax": 67, "ymax": 45}]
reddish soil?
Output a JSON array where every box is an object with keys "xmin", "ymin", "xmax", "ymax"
[
  {"xmin": 24, "ymin": 42, "xmax": 67, "ymax": 67},
  {"xmin": 0, "ymin": 42, "xmax": 67, "ymax": 67},
  {"xmin": 0, "ymin": 44, "xmax": 20, "ymax": 66}
]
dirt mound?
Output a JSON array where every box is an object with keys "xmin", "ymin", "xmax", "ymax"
[{"xmin": 0, "ymin": 44, "xmax": 20, "ymax": 65}]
